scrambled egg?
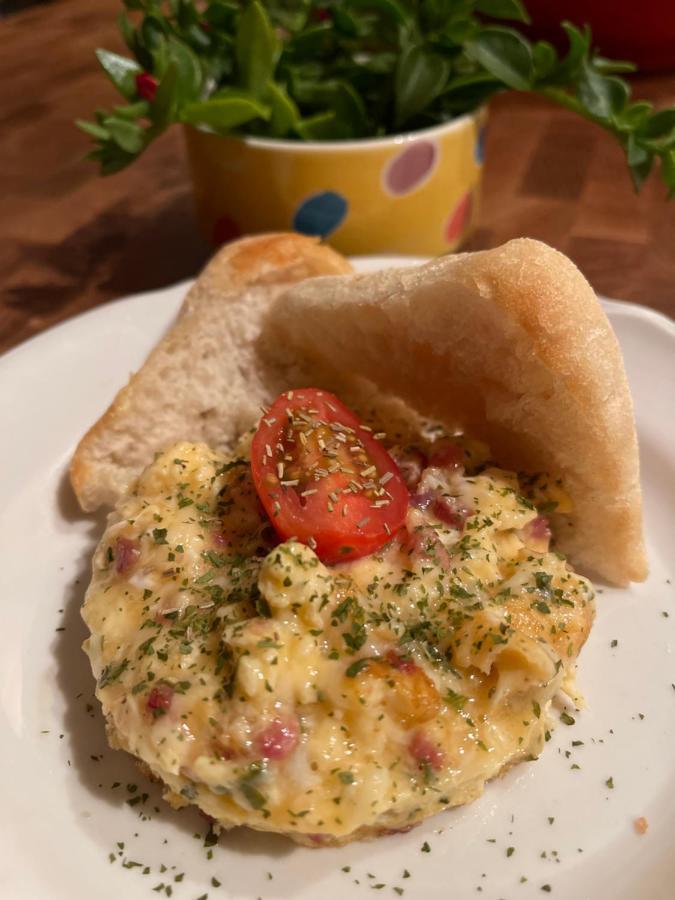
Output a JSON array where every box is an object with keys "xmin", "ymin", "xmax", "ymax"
[{"xmin": 82, "ymin": 434, "xmax": 594, "ymax": 846}]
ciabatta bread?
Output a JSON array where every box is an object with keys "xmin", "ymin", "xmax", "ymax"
[
  {"xmin": 71, "ymin": 234, "xmax": 646, "ymax": 585},
  {"xmin": 265, "ymin": 238, "xmax": 646, "ymax": 586},
  {"xmin": 70, "ymin": 233, "xmax": 352, "ymax": 511}
]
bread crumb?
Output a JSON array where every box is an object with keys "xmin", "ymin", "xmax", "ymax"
[{"xmin": 634, "ymin": 816, "xmax": 648, "ymax": 835}]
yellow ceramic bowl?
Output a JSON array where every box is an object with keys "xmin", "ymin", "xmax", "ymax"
[{"xmin": 183, "ymin": 110, "xmax": 486, "ymax": 257}]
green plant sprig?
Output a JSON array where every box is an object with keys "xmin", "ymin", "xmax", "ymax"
[{"xmin": 77, "ymin": 0, "xmax": 675, "ymax": 193}]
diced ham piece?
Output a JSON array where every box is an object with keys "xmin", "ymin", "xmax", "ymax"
[
  {"xmin": 409, "ymin": 731, "xmax": 445, "ymax": 771},
  {"xmin": 386, "ymin": 650, "xmax": 418, "ymax": 674},
  {"xmin": 401, "ymin": 525, "xmax": 452, "ymax": 568},
  {"xmin": 409, "ymin": 491, "xmax": 434, "ymax": 511},
  {"xmin": 518, "ymin": 515, "xmax": 551, "ymax": 552},
  {"xmin": 147, "ymin": 682, "xmax": 173, "ymax": 714},
  {"xmin": 431, "ymin": 494, "xmax": 472, "ymax": 530},
  {"xmin": 390, "ymin": 447, "xmax": 427, "ymax": 491},
  {"xmin": 410, "ymin": 491, "xmax": 472, "ymax": 530},
  {"xmin": 212, "ymin": 530, "xmax": 229, "ymax": 548},
  {"xmin": 115, "ymin": 537, "xmax": 140, "ymax": 574},
  {"xmin": 307, "ymin": 833, "xmax": 331, "ymax": 846},
  {"xmin": 428, "ymin": 439, "xmax": 464, "ymax": 470},
  {"xmin": 255, "ymin": 716, "xmax": 299, "ymax": 760}
]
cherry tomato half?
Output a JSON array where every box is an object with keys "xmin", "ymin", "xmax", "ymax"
[{"xmin": 251, "ymin": 389, "xmax": 408, "ymax": 564}]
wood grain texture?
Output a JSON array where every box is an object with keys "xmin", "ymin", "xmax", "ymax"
[{"xmin": 1, "ymin": 0, "xmax": 674, "ymax": 356}]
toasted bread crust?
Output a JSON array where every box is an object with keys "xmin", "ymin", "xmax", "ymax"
[
  {"xmin": 268, "ymin": 238, "xmax": 646, "ymax": 585},
  {"xmin": 70, "ymin": 234, "xmax": 352, "ymax": 511},
  {"xmin": 71, "ymin": 234, "xmax": 645, "ymax": 585}
]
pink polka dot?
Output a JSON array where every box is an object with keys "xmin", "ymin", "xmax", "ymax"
[
  {"xmin": 384, "ymin": 140, "xmax": 438, "ymax": 196},
  {"xmin": 444, "ymin": 191, "xmax": 473, "ymax": 244}
]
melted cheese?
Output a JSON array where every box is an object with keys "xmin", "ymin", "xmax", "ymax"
[{"xmin": 82, "ymin": 437, "xmax": 595, "ymax": 844}]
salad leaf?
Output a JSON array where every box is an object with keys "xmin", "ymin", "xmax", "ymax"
[
  {"xmin": 395, "ymin": 44, "xmax": 450, "ymax": 127},
  {"xmin": 235, "ymin": 0, "xmax": 279, "ymax": 97},
  {"xmin": 180, "ymin": 95, "xmax": 270, "ymax": 131}
]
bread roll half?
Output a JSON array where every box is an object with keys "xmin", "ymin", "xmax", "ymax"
[
  {"xmin": 70, "ymin": 233, "xmax": 352, "ymax": 511},
  {"xmin": 267, "ymin": 238, "xmax": 646, "ymax": 586}
]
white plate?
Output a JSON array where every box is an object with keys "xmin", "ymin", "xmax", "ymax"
[{"xmin": 1, "ymin": 257, "xmax": 674, "ymax": 900}]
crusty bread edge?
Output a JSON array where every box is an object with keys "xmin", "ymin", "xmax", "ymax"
[
  {"xmin": 70, "ymin": 233, "xmax": 352, "ymax": 512},
  {"xmin": 267, "ymin": 238, "xmax": 647, "ymax": 586}
]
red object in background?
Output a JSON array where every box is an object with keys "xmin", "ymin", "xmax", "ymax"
[
  {"xmin": 526, "ymin": 0, "xmax": 675, "ymax": 72},
  {"xmin": 135, "ymin": 72, "xmax": 158, "ymax": 101}
]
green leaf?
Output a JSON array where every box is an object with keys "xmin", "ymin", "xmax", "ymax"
[
  {"xmin": 626, "ymin": 134, "xmax": 653, "ymax": 190},
  {"xmin": 296, "ymin": 111, "xmax": 341, "ymax": 140},
  {"xmin": 437, "ymin": 17, "xmax": 480, "ymax": 47},
  {"xmin": 76, "ymin": 119, "xmax": 110, "ymax": 140},
  {"xmin": 180, "ymin": 96, "xmax": 270, "ymax": 132},
  {"xmin": 436, "ymin": 74, "xmax": 503, "ymax": 115},
  {"xmin": 186, "ymin": 22, "xmax": 212, "ymax": 49},
  {"xmin": 117, "ymin": 11, "xmax": 136, "ymax": 51},
  {"xmin": 465, "ymin": 27, "xmax": 533, "ymax": 91},
  {"xmin": 532, "ymin": 41, "xmax": 556, "ymax": 79},
  {"xmin": 266, "ymin": 81, "xmax": 300, "ymax": 137},
  {"xmin": 95, "ymin": 49, "xmax": 141, "ymax": 100},
  {"xmin": 103, "ymin": 116, "xmax": 145, "ymax": 153},
  {"xmin": 554, "ymin": 22, "xmax": 591, "ymax": 82},
  {"xmin": 287, "ymin": 22, "xmax": 334, "ymax": 57},
  {"xmin": 141, "ymin": 14, "xmax": 167, "ymax": 51},
  {"xmin": 353, "ymin": 50, "xmax": 398, "ymax": 75},
  {"xmin": 475, "ymin": 0, "xmax": 530, "ymax": 24},
  {"xmin": 440, "ymin": 70, "xmax": 503, "ymax": 95},
  {"xmin": 286, "ymin": 63, "xmax": 329, "ymax": 106},
  {"xmin": 235, "ymin": 1, "xmax": 279, "ymax": 97},
  {"xmin": 346, "ymin": 0, "xmax": 411, "ymax": 25},
  {"xmin": 203, "ymin": 1, "xmax": 239, "ymax": 31},
  {"xmin": 618, "ymin": 101, "xmax": 653, "ymax": 132},
  {"xmin": 395, "ymin": 44, "xmax": 450, "ymax": 127},
  {"xmin": 112, "ymin": 101, "xmax": 150, "ymax": 120},
  {"xmin": 577, "ymin": 60, "xmax": 628, "ymax": 122},
  {"xmin": 151, "ymin": 61, "xmax": 178, "ymax": 129},
  {"xmin": 175, "ymin": 0, "xmax": 201, "ymax": 32},
  {"xmin": 661, "ymin": 149, "xmax": 675, "ymax": 196},
  {"xmin": 593, "ymin": 55, "xmax": 636, "ymax": 75},
  {"xmin": 286, "ymin": 77, "xmax": 368, "ymax": 137},
  {"xmin": 165, "ymin": 37, "xmax": 203, "ymax": 106},
  {"xmin": 332, "ymin": 6, "xmax": 360, "ymax": 38},
  {"xmin": 331, "ymin": 81, "xmax": 369, "ymax": 137},
  {"xmin": 639, "ymin": 108, "xmax": 675, "ymax": 150},
  {"xmin": 267, "ymin": 3, "xmax": 310, "ymax": 32}
]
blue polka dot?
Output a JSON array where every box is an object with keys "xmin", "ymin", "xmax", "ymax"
[
  {"xmin": 293, "ymin": 191, "xmax": 348, "ymax": 238},
  {"xmin": 475, "ymin": 127, "xmax": 486, "ymax": 164}
]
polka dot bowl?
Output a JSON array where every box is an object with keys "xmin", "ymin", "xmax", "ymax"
[{"xmin": 183, "ymin": 109, "xmax": 485, "ymax": 256}]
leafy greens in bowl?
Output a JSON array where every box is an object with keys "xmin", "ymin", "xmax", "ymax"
[{"xmin": 79, "ymin": 0, "xmax": 675, "ymax": 195}]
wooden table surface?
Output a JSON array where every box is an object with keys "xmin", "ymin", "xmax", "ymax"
[{"xmin": 2, "ymin": 0, "xmax": 675, "ymax": 356}]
